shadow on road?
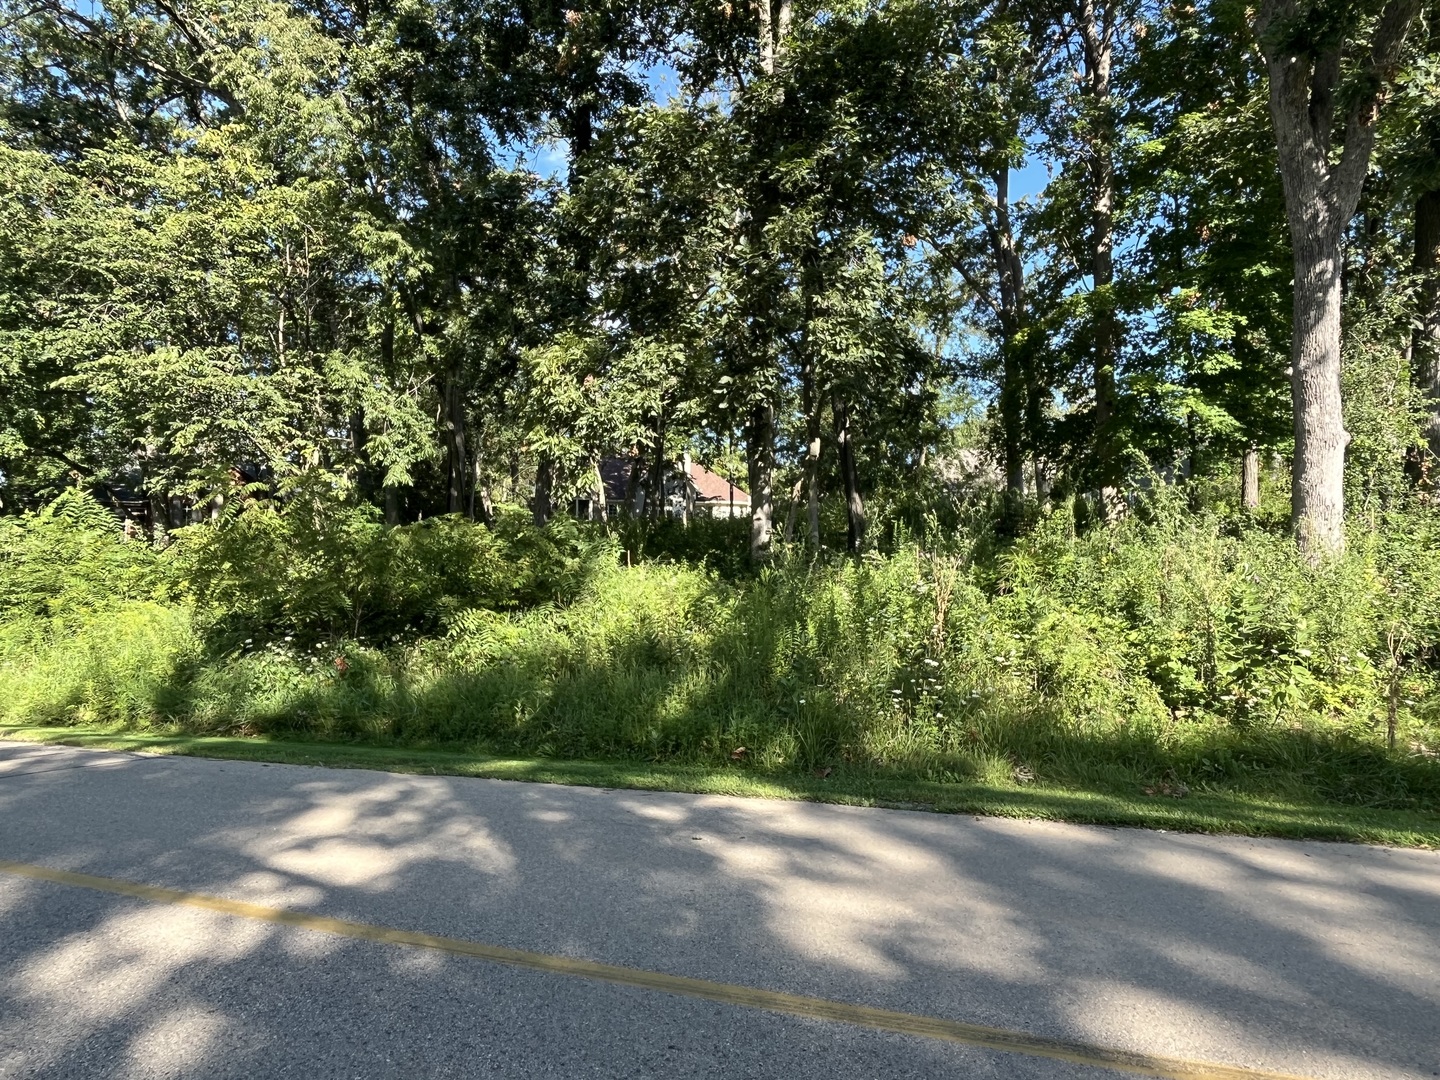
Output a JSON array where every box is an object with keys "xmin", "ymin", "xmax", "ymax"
[{"xmin": 0, "ymin": 744, "xmax": 1437, "ymax": 1079}]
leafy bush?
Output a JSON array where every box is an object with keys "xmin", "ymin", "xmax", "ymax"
[
  {"xmin": 174, "ymin": 492, "xmax": 612, "ymax": 641},
  {"xmin": 3, "ymin": 490, "xmax": 1438, "ymax": 810},
  {"xmin": 0, "ymin": 602, "xmax": 195, "ymax": 727},
  {"xmin": 0, "ymin": 490, "xmax": 164, "ymax": 628},
  {"xmin": 608, "ymin": 513, "xmax": 754, "ymax": 578}
]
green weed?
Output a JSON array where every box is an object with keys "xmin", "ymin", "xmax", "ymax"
[{"xmin": 1, "ymin": 492, "xmax": 1438, "ymax": 822}]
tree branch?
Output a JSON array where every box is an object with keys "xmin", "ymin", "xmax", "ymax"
[{"xmin": 1331, "ymin": 0, "xmax": 1422, "ymax": 209}]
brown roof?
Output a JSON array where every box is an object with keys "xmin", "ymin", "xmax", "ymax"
[
  {"xmin": 688, "ymin": 461, "xmax": 749, "ymax": 504},
  {"xmin": 596, "ymin": 456, "xmax": 749, "ymax": 505}
]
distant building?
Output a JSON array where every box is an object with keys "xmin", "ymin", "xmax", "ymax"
[
  {"xmin": 685, "ymin": 458, "xmax": 751, "ymax": 519},
  {"xmin": 576, "ymin": 456, "xmax": 750, "ymax": 520}
]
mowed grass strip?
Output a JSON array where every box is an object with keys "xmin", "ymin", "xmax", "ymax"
[{"xmin": 3, "ymin": 724, "xmax": 1436, "ymax": 848}]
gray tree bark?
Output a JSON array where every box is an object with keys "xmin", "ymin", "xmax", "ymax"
[
  {"xmin": 747, "ymin": 403, "xmax": 775, "ymax": 559},
  {"xmin": 147, "ymin": 490, "xmax": 169, "ymax": 548},
  {"xmin": 832, "ymin": 391, "xmax": 866, "ymax": 553},
  {"xmin": 649, "ymin": 426, "xmax": 667, "ymax": 520},
  {"xmin": 801, "ymin": 320, "xmax": 821, "ymax": 548},
  {"xmin": 533, "ymin": 454, "xmax": 554, "ymax": 526},
  {"xmin": 991, "ymin": 167, "xmax": 1028, "ymax": 511},
  {"xmin": 1256, "ymin": 0, "xmax": 1421, "ymax": 554},
  {"xmin": 594, "ymin": 459, "xmax": 608, "ymax": 523},
  {"xmin": 741, "ymin": 0, "xmax": 791, "ymax": 562},
  {"xmin": 1242, "ymin": 446, "xmax": 1261, "ymax": 511},
  {"xmin": 1077, "ymin": 0, "xmax": 1121, "ymax": 519},
  {"xmin": 473, "ymin": 456, "xmax": 494, "ymax": 526},
  {"xmin": 443, "ymin": 365, "xmax": 468, "ymax": 516},
  {"xmin": 781, "ymin": 475, "xmax": 804, "ymax": 544}
]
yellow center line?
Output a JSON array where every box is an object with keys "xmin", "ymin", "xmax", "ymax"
[{"xmin": 1, "ymin": 858, "xmax": 1317, "ymax": 1080}]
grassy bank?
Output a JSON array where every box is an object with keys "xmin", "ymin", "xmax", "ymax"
[
  {"xmin": 2, "ymin": 490, "xmax": 1439, "ymax": 845},
  {"xmin": 3, "ymin": 724, "xmax": 1437, "ymax": 847}
]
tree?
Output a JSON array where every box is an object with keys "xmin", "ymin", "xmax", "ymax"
[
  {"xmin": 1128, "ymin": 0, "xmax": 1292, "ymax": 509},
  {"xmin": 1254, "ymin": 0, "xmax": 1422, "ymax": 553},
  {"xmin": 1381, "ymin": 23, "xmax": 1440, "ymax": 469}
]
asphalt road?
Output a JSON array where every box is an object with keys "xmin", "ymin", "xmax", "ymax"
[{"xmin": 1, "ymin": 742, "xmax": 1437, "ymax": 1080}]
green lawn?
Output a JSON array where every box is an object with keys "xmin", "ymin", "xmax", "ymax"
[{"xmin": 4, "ymin": 723, "xmax": 1436, "ymax": 848}]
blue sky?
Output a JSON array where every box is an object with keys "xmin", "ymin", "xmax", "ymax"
[
  {"xmin": 515, "ymin": 139, "xmax": 1054, "ymax": 207},
  {"xmin": 1011, "ymin": 158, "xmax": 1051, "ymax": 200},
  {"xmin": 512, "ymin": 58, "xmax": 1057, "ymax": 204}
]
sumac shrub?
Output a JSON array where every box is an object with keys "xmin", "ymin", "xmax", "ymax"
[{"xmin": 175, "ymin": 492, "xmax": 611, "ymax": 641}]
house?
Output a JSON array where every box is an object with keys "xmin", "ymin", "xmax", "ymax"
[
  {"xmin": 684, "ymin": 458, "xmax": 751, "ymax": 519},
  {"xmin": 577, "ymin": 455, "xmax": 750, "ymax": 520}
]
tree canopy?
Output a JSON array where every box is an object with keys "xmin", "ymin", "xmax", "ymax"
[{"xmin": 1, "ymin": 0, "xmax": 1436, "ymax": 556}]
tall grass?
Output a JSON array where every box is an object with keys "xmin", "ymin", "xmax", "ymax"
[{"xmin": 1, "ymin": 492, "xmax": 1438, "ymax": 809}]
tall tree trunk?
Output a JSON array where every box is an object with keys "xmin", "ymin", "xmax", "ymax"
[
  {"xmin": 533, "ymin": 454, "xmax": 555, "ymax": 526},
  {"xmin": 757, "ymin": 0, "xmax": 773, "ymax": 74},
  {"xmin": 680, "ymin": 450, "xmax": 692, "ymax": 525},
  {"xmin": 626, "ymin": 456, "xmax": 644, "ymax": 515},
  {"xmin": 377, "ymin": 318, "xmax": 404, "ymax": 526},
  {"xmin": 1242, "ymin": 446, "xmax": 1261, "ymax": 511},
  {"xmin": 1077, "ymin": 0, "xmax": 1121, "ymax": 519},
  {"xmin": 756, "ymin": 0, "xmax": 793, "ymax": 77},
  {"xmin": 1257, "ymin": 0, "xmax": 1420, "ymax": 554},
  {"xmin": 349, "ymin": 409, "xmax": 372, "ymax": 497},
  {"xmin": 1287, "ymin": 234, "xmax": 1348, "ymax": 548},
  {"xmin": 781, "ymin": 475, "xmax": 804, "ymax": 543},
  {"xmin": 473, "ymin": 456, "xmax": 494, "ymax": 526},
  {"xmin": 1033, "ymin": 459, "xmax": 1050, "ymax": 503},
  {"xmin": 990, "ymin": 166, "xmax": 1028, "ymax": 525},
  {"xmin": 649, "ymin": 426, "xmax": 667, "ymax": 520},
  {"xmin": 1028, "ymin": 367, "xmax": 1049, "ymax": 503},
  {"xmin": 741, "ymin": 4, "xmax": 787, "ymax": 561},
  {"xmin": 147, "ymin": 490, "xmax": 169, "ymax": 548},
  {"xmin": 747, "ymin": 402, "xmax": 775, "ymax": 560},
  {"xmin": 1185, "ymin": 411, "xmax": 1204, "ymax": 511},
  {"xmin": 1415, "ymin": 187, "xmax": 1440, "ymax": 466},
  {"xmin": 806, "ymin": 459, "xmax": 820, "ymax": 547},
  {"xmin": 443, "ymin": 365, "xmax": 468, "ymax": 516},
  {"xmin": 801, "ymin": 311, "xmax": 822, "ymax": 548},
  {"xmin": 740, "ymin": 0, "xmax": 791, "ymax": 561},
  {"xmin": 142, "ymin": 439, "xmax": 168, "ymax": 547},
  {"xmin": 832, "ymin": 390, "xmax": 866, "ymax": 553},
  {"xmin": 1000, "ymin": 341, "xmax": 1026, "ymax": 516}
]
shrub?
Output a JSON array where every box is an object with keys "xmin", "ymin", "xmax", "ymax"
[
  {"xmin": 3, "ymin": 489, "xmax": 1437, "ymax": 809},
  {"xmin": 0, "ymin": 490, "xmax": 163, "ymax": 628},
  {"xmin": 174, "ymin": 492, "xmax": 613, "ymax": 641}
]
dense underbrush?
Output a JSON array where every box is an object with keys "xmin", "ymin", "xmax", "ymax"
[{"xmin": 2, "ymin": 489, "xmax": 1439, "ymax": 810}]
